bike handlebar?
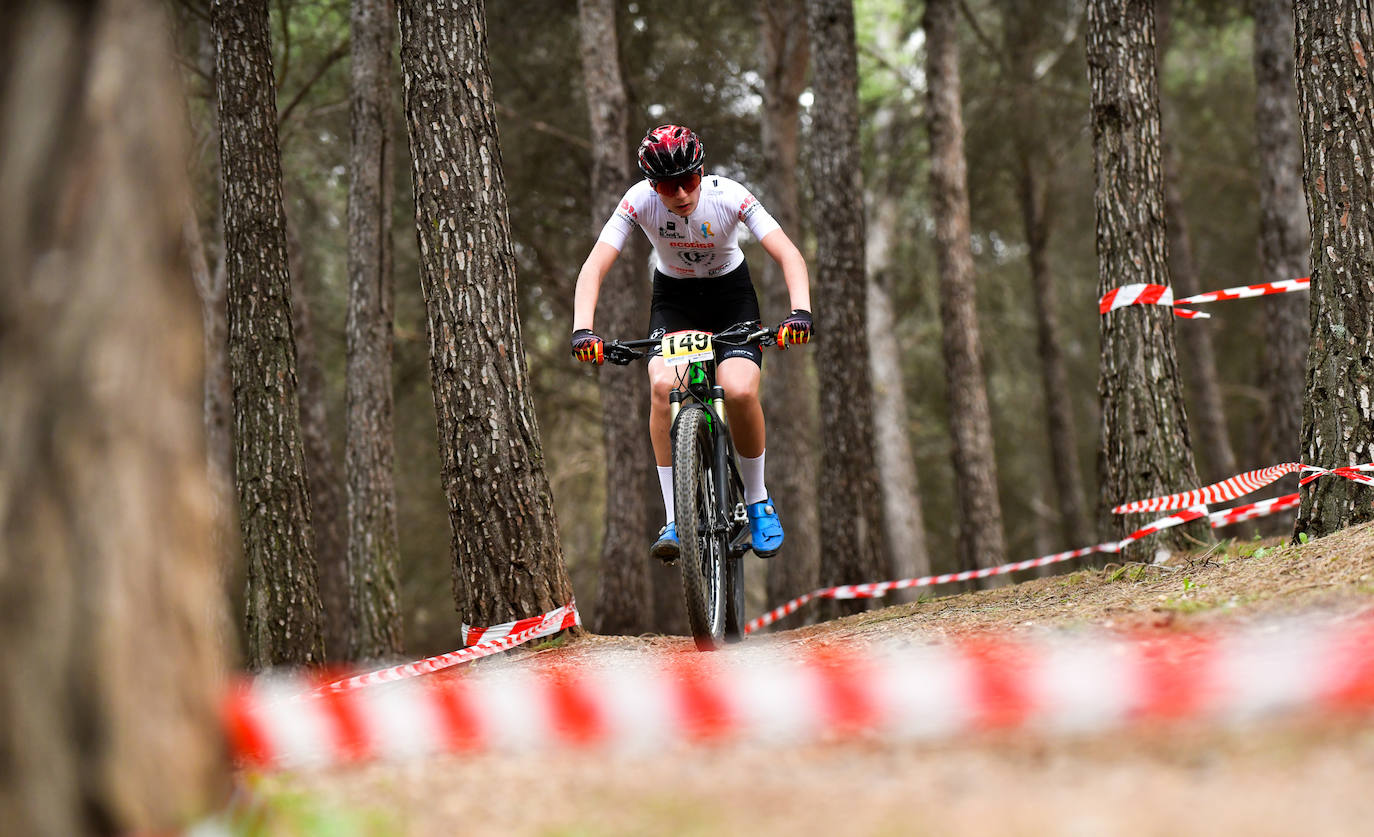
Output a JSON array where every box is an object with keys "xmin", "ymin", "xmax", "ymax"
[{"xmin": 603, "ymin": 322, "xmax": 777, "ymax": 366}]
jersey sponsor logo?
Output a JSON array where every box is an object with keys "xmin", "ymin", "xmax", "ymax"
[
  {"xmin": 700, "ymin": 221, "xmax": 714, "ymax": 238},
  {"xmin": 738, "ymin": 195, "xmax": 761, "ymax": 221},
  {"xmin": 669, "ymin": 241, "xmax": 714, "ymax": 249},
  {"xmin": 678, "ymin": 250, "xmax": 716, "ymax": 266},
  {"xmin": 620, "ymin": 199, "xmax": 638, "ymax": 218},
  {"xmin": 658, "ymin": 219, "xmax": 685, "ymax": 239}
]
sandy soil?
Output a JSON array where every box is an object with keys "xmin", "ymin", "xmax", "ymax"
[{"xmin": 259, "ymin": 522, "xmax": 1374, "ymax": 836}]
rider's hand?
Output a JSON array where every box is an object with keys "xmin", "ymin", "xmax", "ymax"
[
  {"xmin": 571, "ymin": 328, "xmax": 604, "ymax": 364},
  {"xmin": 775, "ymin": 309, "xmax": 813, "ymax": 349}
]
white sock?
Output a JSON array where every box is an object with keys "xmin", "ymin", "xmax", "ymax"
[
  {"xmin": 738, "ymin": 450, "xmax": 768, "ymax": 505},
  {"xmin": 657, "ymin": 465, "xmax": 675, "ymax": 526}
]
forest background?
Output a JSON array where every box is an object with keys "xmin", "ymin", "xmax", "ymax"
[{"xmin": 179, "ymin": 0, "xmax": 1276, "ymax": 657}]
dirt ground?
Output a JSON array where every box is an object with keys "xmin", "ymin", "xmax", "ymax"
[{"xmin": 257, "ymin": 522, "xmax": 1374, "ymax": 836}]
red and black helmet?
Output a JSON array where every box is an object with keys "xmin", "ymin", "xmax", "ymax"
[{"xmin": 637, "ymin": 124, "xmax": 704, "ymax": 180}]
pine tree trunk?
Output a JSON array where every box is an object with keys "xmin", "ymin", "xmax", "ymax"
[
  {"xmin": 1002, "ymin": 1, "xmax": 1092, "ymax": 551},
  {"xmin": 1156, "ymin": 0, "xmax": 1239, "ymax": 481},
  {"xmin": 1161, "ymin": 142, "xmax": 1239, "ymax": 479},
  {"xmin": 1017, "ymin": 159, "xmax": 1092, "ymax": 548},
  {"xmin": 926, "ymin": 0, "xmax": 1008, "ymax": 575},
  {"xmin": 867, "ymin": 181, "xmax": 932, "ymax": 584},
  {"xmin": 1292, "ymin": 0, "xmax": 1374, "ymax": 540},
  {"xmin": 396, "ymin": 0, "xmax": 576, "ymax": 627},
  {"xmin": 1086, "ymin": 0, "xmax": 1210, "ymax": 551},
  {"xmin": 0, "ymin": 1, "xmax": 228, "ymax": 830},
  {"xmin": 289, "ymin": 228, "xmax": 350, "ymax": 659},
  {"xmin": 865, "ymin": 10, "xmax": 931, "ymax": 589},
  {"xmin": 1252, "ymin": 0, "xmax": 1309, "ymax": 483},
  {"xmin": 759, "ymin": 0, "xmax": 823, "ymax": 623},
  {"xmin": 213, "ymin": 0, "xmax": 325, "ymax": 666},
  {"xmin": 345, "ymin": 0, "xmax": 403, "ymax": 659},
  {"xmin": 805, "ymin": 0, "xmax": 889, "ymax": 616},
  {"xmin": 579, "ymin": 0, "xmax": 654, "ymax": 636}
]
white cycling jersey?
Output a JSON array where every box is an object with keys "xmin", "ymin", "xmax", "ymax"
[{"xmin": 596, "ymin": 175, "xmax": 781, "ymax": 279}]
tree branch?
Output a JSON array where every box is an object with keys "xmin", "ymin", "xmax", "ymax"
[
  {"xmin": 494, "ymin": 101, "xmax": 592, "ymax": 151},
  {"xmin": 277, "ymin": 40, "xmax": 348, "ymax": 127}
]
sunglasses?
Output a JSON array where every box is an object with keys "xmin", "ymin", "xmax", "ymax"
[{"xmin": 651, "ymin": 171, "xmax": 701, "ymax": 196}]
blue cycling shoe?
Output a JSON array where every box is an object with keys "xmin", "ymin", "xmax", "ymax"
[
  {"xmin": 747, "ymin": 498, "xmax": 784, "ymax": 557},
  {"xmin": 649, "ymin": 522, "xmax": 680, "ymax": 563}
]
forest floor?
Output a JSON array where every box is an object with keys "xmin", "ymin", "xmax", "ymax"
[{"xmin": 250, "ymin": 522, "xmax": 1374, "ymax": 836}]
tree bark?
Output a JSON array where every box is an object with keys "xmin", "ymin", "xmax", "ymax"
[
  {"xmin": 345, "ymin": 0, "xmax": 403, "ymax": 660},
  {"xmin": 289, "ymin": 225, "xmax": 350, "ymax": 659},
  {"xmin": 396, "ymin": 0, "xmax": 576, "ymax": 628},
  {"xmin": 1086, "ymin": 0, "xmax": 1210, "ymax": 551},
  {"xmin": 867, "ymin": 203, "xmax": 932, "ymax": 583},
  {"xmin": 1252, "ymin": 0, "xmax": 1309, "ymax": 481},
  {"xmin": 0, "ymin": 0, "xmax": 229, "ymax": 830},
  {"xmin": 805, "ymin": 0, "xmax": 889, "ymax": 616},
  {"xmin": 865, "ymin": 11, "xmax": 931, "ymax": 589},
  {"xmin": 1156, "ymin": 0, "xmax": 1239, "ymax": 482},
  {"xmin": 759, "ymin": 0, "xmax": 822, "ymax": 623},
  {"xmin": 926, "ymin": 0, "xmax": 1008, "ymax": 575},
  {"xmin": 1292, "ymin": 0, "xmax": 1374, "ymax": 540},
  {"xmin": 579, "ymin": 0, "xmax": 654, "ymax": 637},
  {"xmin": 213, "ymin": 0, "xmax": 325, "ymax": 666}
]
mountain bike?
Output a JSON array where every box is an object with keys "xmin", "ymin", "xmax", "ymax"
[{"xmin": 605, "ymin": 321, "xmax": 776, "ymax": 651}]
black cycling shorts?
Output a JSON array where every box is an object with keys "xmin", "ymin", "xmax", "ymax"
[{"xmin": 648, "ymin": 261, "xmax": 763, "ymax": 367}]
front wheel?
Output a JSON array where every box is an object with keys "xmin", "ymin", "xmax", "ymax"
[{"xmin": 674, "ymin": 405, "xmax": 726, "ymax": 651}]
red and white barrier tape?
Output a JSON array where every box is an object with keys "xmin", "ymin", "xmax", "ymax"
[
  {"xmin": 225, "ymin": 613, "xmax": 1374, "ymax": 768},
  {"xmin": 315, "ymin": 602, "xmax": 579, "ymax": 694},
  {"xmin": 1099, "ymin": 277, "xmax": 1309, "ymax": 319},
  {"xmin": 745, "ymin": 487, "xmax": 1308, "ymax": 633},
  {"xmin": 1113, "ymin": 462, "xmax": 1374, "ymax": 514}
]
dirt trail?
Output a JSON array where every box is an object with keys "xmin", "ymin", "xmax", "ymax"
[{"xmin": 268, "ymin": 523, "xmax": 1374, "ymax": 836}]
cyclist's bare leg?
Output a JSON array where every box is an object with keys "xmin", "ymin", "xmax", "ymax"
[
  {"xmin": 648, "ymin": 356, "xmax": 765, "ymax": 461},
  {"xmin": 648, "ymin": 355, "xmax": 679, "ymax": 467},
  {"xmin": 716, "ymin": 357, "xmax": 764, "ymax": 458}
]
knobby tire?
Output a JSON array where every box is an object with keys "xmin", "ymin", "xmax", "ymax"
[{"xmin": 674, "ymin": 405, "xmax": 725, "ymax": 650}]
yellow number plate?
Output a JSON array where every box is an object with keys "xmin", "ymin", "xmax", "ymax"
[{"xmin": 660, "ymin": 330, "xmax": 714, "ymax": 367}]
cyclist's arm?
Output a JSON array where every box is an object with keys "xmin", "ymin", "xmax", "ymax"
[
  {"xmin": 759, "ymin": 228, "xmax": 811, "ymax": 312},
  {"xmin": 572, "ymin": 241, "xmax": 622, "ymax": 331}
]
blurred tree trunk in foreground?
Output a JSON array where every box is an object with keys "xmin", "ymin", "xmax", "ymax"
[
  {"xmin": 806, "ymin": 0, "xmax": 889, "ymax": 618},
  {"xmin": 759, "ymin": 0, "xmax": 822, "ymax": 624},
  {"xmin": 1157, "ymin": 0, "xmax": 1238, "ymax": 483},
  {"xmin": 926, "ymin": 0, "xmax": 1008, "ymax": 576},
  {"xmin": 579, "ymin": 0, "xmax": 653, "ymax": 636},
  {"xmin": 1292, "ymin": 0, "xmax": 1374, "ymax": 541},
  {"xmin": 397, "ymin": 0, "xmax": 576, "ymax": 628},
  {"xmin": 0, "ymin": 0, "xmax": 229, "ymax": 831},
  {"xmin": 345, "ymin": 0, "xmax": 403, "ymax": 660},
  {"xmin": 1086, "ymin": 0, "xmax": 1210, "ymax": 552},
  {"xmin": 1251, "ymin": 0, "xmax": 1308, "ymax": 492},
  {"xmin": 214, "ymin": 0, "xmax": 325, "ymax": 666}
]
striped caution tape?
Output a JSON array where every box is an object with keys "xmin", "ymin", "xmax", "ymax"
[
  {"xmin": 744, "ymin": 485, "xmax": 1314, "ymax": 634},
  {"xmin": 315, "ymin": 602, "xmax": 579, "ymax": 695},
  {"xmin": 1099, "ymin": 276, "xmax": 1310, "ymax": 319},
  {"xmin": 1113, "ymin": 462, "xmax": 1374, "ymax": 514},
  {"xmin": 748, "ymin": 460, "xmax": 1373, "ymax": 632},
  {"xmin": 225, "ymin": 612, "xmax": 1374, "ymax": 768}
]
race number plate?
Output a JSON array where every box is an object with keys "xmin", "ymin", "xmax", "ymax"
[{"xmin": 660, "ymin": 330, "xmax": 714, "ymax": 367}]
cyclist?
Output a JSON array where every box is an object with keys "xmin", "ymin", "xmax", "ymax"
[{"xmin": 570, "ymin": 124, "xmax": 813, "ymax": 562}]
